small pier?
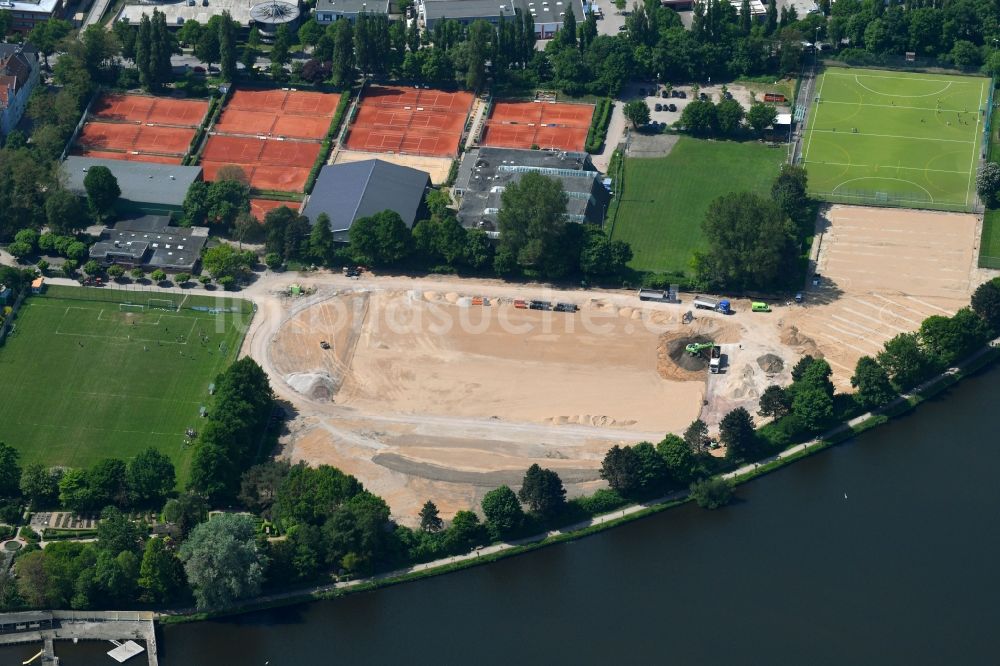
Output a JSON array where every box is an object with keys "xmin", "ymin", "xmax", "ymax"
[{"xmin": 0, "ymin": 611, "xmax": 157, "ymax": 665}]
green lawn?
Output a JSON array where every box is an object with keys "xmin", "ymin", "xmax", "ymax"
[
  {"xmin": 803, "ymin": 68, "xmax": 989, "ymax": 210},
  {"xmin": 609, "ymin": 138, "xmax": 786, "ymax": 274},
  {"xmin": 0, "ymin": 286, "xmax": 252, "ymax": 484}
]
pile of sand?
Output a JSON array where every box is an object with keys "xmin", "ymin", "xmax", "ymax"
[
  {"xmin": 543, "ymin": 415, "xmax": 639, "ymax": 427},
  {"xmin": 757, "ymin": 354, "xmax": 784, "ymax": 374},
  {"xmin": 285, "ymin": 371, "xmax": 337, "ymax": 401},
  {"xmin": 726, "ymin": 365, "xmax": 762, "ymax": 400}
]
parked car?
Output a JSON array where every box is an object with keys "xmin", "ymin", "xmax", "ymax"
[
  {"xmin": 661, "ymin": 90, "xmax": 669, "ymax": 98},
  {"xmin": 699, "ymin": 92, "xmax": 708, "ymax": 101},
  {"xmin": 724, "ymin": 91, "xmax": 734, "ymax": 100},
  {"xmin": 668, "ymin": 103, "xmax": 677, "ymax": 112},
  {"xmin": 677, "ymin": 90, "xmax": 687, "ymax": 98},
  {"xmin": 654, "ymin": 103, "xmax": 662, "ymax": 111}
]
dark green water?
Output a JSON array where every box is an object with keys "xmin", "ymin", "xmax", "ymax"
[{"xmin": 7, "ymin": 366, "xmax": 1000, "ymax": 664}]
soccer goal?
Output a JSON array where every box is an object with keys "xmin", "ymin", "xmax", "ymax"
[
  {"xmin": 148, "ymin": 298, "xmax": 179, "ymax": 311},
  {"xmin": 120, "ymin": 303, "xmax": 144, "ymax": 313}
]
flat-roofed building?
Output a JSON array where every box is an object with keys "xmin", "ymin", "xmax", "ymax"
[
  {"xmin": 62, "ymin": 156, "xmax": 203, "ymax": 217},
  {"xmin": 89, "ymin": 215, "xmax": 209, "ymax": 273},
  {"xmin": 314, "ymin": 0, "xmax": 390, "ymax": 23}
]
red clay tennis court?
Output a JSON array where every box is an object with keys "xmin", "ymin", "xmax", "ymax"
[
  {"xmin": 215, "ymin": 92, "xmax": 340, "ymax": 141},
  {"xmin": 90, "ymin": 93, "xmax": 208, "ymax": 127},
  {"xmin": 202, "ymin": 162, "xmax": 312, "ymax": 192},
  {"xmin": 251, "ymin": 198, "xmax": 297, "ymax": 220},
  {"xmin": 202, "ymin": 136, "xmax": 319, "ymax": 168},
  {"xmin": 71, "ymin": 149, "xmax": 182, "ymax": 165},
  {"xmin": 227, "ymin": 89, "xmax": 341, "ymax": 117},
  {"xmin": 76, "ymin": 122, "xmax": 195, "ymax": 157},
  {"xmin": 344, "ymin": 85, "xmax": 473, "ymax": 158},
  {"xmin": 482, "ymin": 100, "xmax": 595, "ymax": 152}
]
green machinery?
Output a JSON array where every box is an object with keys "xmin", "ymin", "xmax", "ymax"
[{"xmin": 685, "ymin": 342, "xmax": 715, "ymax": 355}]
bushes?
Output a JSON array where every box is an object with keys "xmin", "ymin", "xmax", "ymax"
[
  {"xmin": 304, "ymin": 92, "xmax": 352, "ymax": 194},
  {"xmin": 584, "ymin": 98, "xmax": 613, "ymax": 153}
]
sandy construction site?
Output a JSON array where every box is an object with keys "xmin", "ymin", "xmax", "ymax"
[{"xmin": 241, "ymin": 204, "xmax": 986, "ymax": 524}]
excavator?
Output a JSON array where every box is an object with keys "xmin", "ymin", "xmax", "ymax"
[{"xmin": 684, "ymin": 341, "xmax": 714, "ymax": 355}]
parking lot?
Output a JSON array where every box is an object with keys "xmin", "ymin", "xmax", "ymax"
[{"xmin": 620, "ymin": 81, "xmax": 771, "ymax": 129}]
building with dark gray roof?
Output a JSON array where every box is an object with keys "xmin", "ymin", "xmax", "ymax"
[
  {"xmin": 62, "ymin": 156, "xmax": 202, "ymax": 217},
  {"xmin": 314, "ymin": 0, "xmax": 389, "ymax": 23},
  {"xmin": 303, "ymin": 160, "xmax": 430, "ymax": 242},
  {"xmin": 454, "ymin": 146, "xmax": 609, "ymax": 232},
  {"xmin": 89, "ymin": 215, "xmax": 209, "ymax": 273},
  {"xmin": 421, "ymin": 0, "xmax": 584, "ymax": 37}
]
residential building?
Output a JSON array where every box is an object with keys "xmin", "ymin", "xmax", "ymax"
[
  {"xmin": 453, "ymin": 146, "xmax": 610, "ymax": 232},
  {"xmin": 0, "ymin": 44, "xmax": 39, "ymax": 136},
  {"xmin": 303, "ymin": 160, "xmax": 430, "ymax": 242},
  {"xmin": 62, "ymin": 157, "xmax": 203, "ymax": 217},
  {"xmin": 88, "ymin": 215, "xmax": 209, "ymax": 273},
  {"xmin": 0, "ymin": 0, "xmax": 63, "ymax": 31}
]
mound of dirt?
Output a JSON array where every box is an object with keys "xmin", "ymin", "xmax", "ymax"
[
  {"xmin": 757, "ymin": 354, "xmax": 784, "ymax": 374},
  {"xmin": 656, "ymin": 335, "xmax": 712, "ymax": 381},
  {"xmin": 285, "ymin": 371, "xmax": 337, "ymax": 401}
]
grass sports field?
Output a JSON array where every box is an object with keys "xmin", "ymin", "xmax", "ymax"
[
  {"xmin": 803, "ymin": 68, "xmax": 989, "ymax": 210},
  {"xmin": 0, "ymin": 286, "xmax": 252, "ymax": 483},
  {"xmin": 609, "ymin": 138, "xmax": 786, "ymax": 273}
]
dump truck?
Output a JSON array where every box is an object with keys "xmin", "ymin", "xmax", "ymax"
[
  {"xmin": 637, "ymin": 288, "xmax": 670, "ymax": 302},
  {"xmin": 692, "ymin": 296, "xmax": 731, "ymax": 314},
  {"xmin": 709, "ymin": 345, "xmax": 722, "ymax": 373}
]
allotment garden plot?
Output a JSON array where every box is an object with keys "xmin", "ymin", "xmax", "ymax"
[
  {"xmin": 0, "ymin": 286, "xmax": 251, "ymax": 482},
  {"xmin": 802, "ymin": 68, "xmax": 989, "ymax": 210}
]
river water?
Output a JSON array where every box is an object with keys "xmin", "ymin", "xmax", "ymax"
[{"xmin": 5, "ymin": 366, "xmax": 1000, "ymax": 664}]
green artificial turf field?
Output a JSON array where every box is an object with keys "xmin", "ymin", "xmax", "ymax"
[
  {"xmin": 802, "ymin": 68, "xmax": 989, "ymax": 210},
  {"xmin": 609, "ymin": 137, "xmax": 786, "ymax": 274},
  {"xmin": 0, "ymin": 285, "xmax": 252, "ymax": 482}
]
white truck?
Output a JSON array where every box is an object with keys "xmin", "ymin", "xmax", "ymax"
[
  {"xmin": 709, "ymin": 345, "xmax": 722, "ymax": 374},
  {"xmin": 693, "ymin": 296, "xmax": 731, "ymax": 314}
]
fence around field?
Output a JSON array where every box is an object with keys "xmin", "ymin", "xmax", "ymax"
[
  {"xmin": 38, "ymin": 284, "xmax": 254, "ymax": 315},
  {"xmin": 810, "ymin": 187, "xmax": 980, "ymax": 213}
]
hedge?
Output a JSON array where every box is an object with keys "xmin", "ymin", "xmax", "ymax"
[
  {"xmin": 585, "ymin": 98, "xmax": 614, "ymax": 154},
  {"xmin": 304, "ymin": 90, "xmax": 354, "ymax": 194}
]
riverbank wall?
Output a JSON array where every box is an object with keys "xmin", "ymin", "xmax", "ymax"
[{"xmin": 0, "ymin": 611, "xmax": 158, "ymax": 665}]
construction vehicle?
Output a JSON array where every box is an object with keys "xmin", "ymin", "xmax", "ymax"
[
  {"xmin": 751, "ymin": 302, "xmax": 770, "ymax": 312},
  {"xmin": 637, "ymin": 288, "xmax": 670, "ymax": 302},
  {"xmin": 692, "ymin": 296, "xmax": 731, "ymax": 314},
  {"xmin": 709, "ymin": 345, "xmax": 722, "ymax": 373},
  {"xmin": 685, "ymin": 341, "xmax": 714, "ymax": 355}
]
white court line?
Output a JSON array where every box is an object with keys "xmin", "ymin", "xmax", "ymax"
[
  {"xmin": 840, "ymin": 306, "xmax": 910, "ymax": 334},
  {"xmin": 905, "ymin": 295, "xmax": 952, "ymax": 314},
  {"xmin": 829, "ymin": 313, "xmax": 886, "ymax": 337},
  {"xmin": 819, "ymin": 100, "xmax": 972, "ymax": 114},
  {"xmin": 803, "ymin": 160, "xmax": 968, "ymax": 175},
  {"xmin": 854, "ymin": 75, "xmax": 952, "ymax": 99},
  {"xmin": 854, "ymin": 299, "xmax": 923, "ymax": 327},
  {"xmin": 870, "ymin": 293, "xmax": 941, "ymax": 318},
  {"xmin": 808, "ymin": 129, "xmax": 973, "ymax": 144},
  {"xmin": 967, "ymin": 81, "xmax": 986, "ymax": 206},
  {"xmin": 824, "ymin": 71, "xmax": 984, "ymax": 85},
  {"xmin": 826, "ymin": 319, "xmax": 884, "ymax": 346},
  {"xmin": 814, "ymin": 331, "xmax": 873, "ymax": 357}
]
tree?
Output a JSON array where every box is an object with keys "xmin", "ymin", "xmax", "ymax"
[
  {"xmin": 238, "ymin": 461, "xmax": 290, "ymax": 516},
  {"xmin": 792, "ymin": 386, "xmax": 833, "ymax": 431},
  {"xmin": 330, "ymin": 19, "xmax": 355, "ymax": 88},
  {"xmin": 799, "ymin": 358, "xmax": 834, "ymax": 398},
  {"xmin": 218, "ymin": 12, "xmax": 238, "ymax": 81},
  {"xmin": 200, "ymin": 244, "xmax": 254, "ymax": 281},
  {"xmin": 715, "ymin": 97, "xmax": 745, "ymax": 136},
  {"xmin": 877, "ymin": 332, "xmax": 934, "ymax": 391},
  {"xmin": 578, "ymin": 229, "xmax": 633, "ymax": 277},
  {"xmin": 163, "ymin": 493, "xmax": 208, "ymax": 537},
  {"xmin": 348, "ymin": 210, "xmax": 411, "ymax": 266},
  {"xmin": 747, "ymin": 102, "xmax": 778, "ymax": 135},
  {"xmin": 657, "ymin": 434, "xmax": 698, "ymax": 485},
  {"xmin": 138, "ymin": 537, "xmax": 185, "ymax": 603},
  {"xmin": 83, "ymin": 260, "xmax": 102, "ymax": 276},
  {"xmin": 174, "ymin": 272, "xmax": 190, "ymax": 285},
  {"xmin": 976, "ymin": 162, "xmax": 1000, "ymax": 208},
  {"xmin": 298, "ymin": 19, "xmax": 325, "ymax": 47},
  {"xmin": 107, "ymin": 264, "xmax": 125, "ymax": 280},
  {"xmin": 28, "ymin": 19, "xmax": 72, "ymax": 68},
  {"xmin": 177, "ymin": 18, "xmax": 203, "ymax": 47},
  {"xmin": 0, "ymin": 442, "xmax": 21, "ymax": 498},
  {"xmin": 194, "ymin": 20, "xmax": 220, "ymax": 69},
  {"xmin": 600, "ymin": 445, "xmax": 643, "ymax": 496},
  {"xmin": 772, "ymin": 164, "xmax": 810, "ymax": 230},
  {"xmin": 683, "ymin": 418, "xmax": 711, "ymax": 453},
  {"xmin": 59, "ymin": 468, "xmax": 98, "ymax": 513},
  {"xmin": 45, "ymin": 188, "xmax": 88, "ymax": 234},
  {"xmin": 309, "ymin": 214, "xmax": 336, "ymax": 264},
  {"xmin": 496, "ymin": 171, "xmax": 571, "ymax": 277},
  {"xmin": 126, "ymin": 448, "xmax": 176, "ymax": 506},
  {"xmin": 971, "ymin": 277, "xmax": 1000, "ymax": 333},
  {"xmin": 690, "ymin": 477, "xmax": 734, "ymax": 509},
  {"xmin": 678, "ymin": 99, "xmax": 717, "ymax": 135},
  {"xmin": 419, "ymin": 500, "xmax": 443, "ymax": 532},
  {"xmin": 518, "ymin": 464, "xmax": 566, "ymax": 518},
  {"xmin": 694, "ymin": 192, "xmax": 798, "ymax": 291},
  {"xmin": 851, "ymin": 356, "xmax": 896, "ymax": 410},
  {"xmin": 179, "ymin": 513, "xmax": 268, "ymax": 610},
  {"xmin": 150, "ymin": 269, "xmax": 167, "ymax": 282},
  {"xmin": 720, "ymin": 407, "xmax": 756, "ymax": 461},
  {"xmin": 21, "ymin": 463, "xmax": 59, "ymax": 509},
  {"xmin": 83, "ymin": 166, "xmax": 120, "ymax": 222},
  {"xmin": 442, "ymin": 510, "xmax": 487, "ymax": 554},
  {"xmin": 758, "ymin": 384, "xmax": 792, "ymax": 418},
  {"xmin": 130, "ymin": 268, "xmax": 145, "ymax": 280},
  {"xmin": 97, "ymin": 506, "xmax": 143, "ymax": 554},
  {"xmin": 919, "ymin": 308, "xmax": 989, "ymax": 368},
  {"xmin": 790, "ymin": 355, "xmax": 815, "ymax": 382},
  {"xmin": 623, "ymin": 99, "xmax": 650, "ymax": 128},
  {"xmin": 481, "ymin": 486, "xmax": 524, "ymax": 539}
]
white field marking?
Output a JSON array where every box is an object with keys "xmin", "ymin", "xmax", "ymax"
[
  {"xmin": 840, "ymin": 307, "xmax": 911, "ymax": 334},
  {"xmin": 967, "ymin": 81, "xmax": 987, "ymax": 206},
  {"xmin": 905, "ymin": 295, "xmax": 953, "ymax": 314},
  {"xmin": 832, "ymin": 176, "xmax": 935, "ymax": 202},
  {"xmin": 824, "ymin": 71, "xmax": 981, "ymax": 85},
  {"xmin": 55, "ymin": 313, "xmax": 198, "ymax": 344},
  {"xmin": 96, "ymin": 308, "xmax": 166, "ymax": 326},
  {"xmin": 808, "ymin": 129, "xmax": 974, "ymax": 144},
  {"xmin": 804, "ymin": 160, "xmax": 968, "ymax": 175},
  {"xmin": 854, "ymin": 75, "xmax": 953, "ymax": 99},
  {"xmin": 829, "ymin": 313, "xmax": 885, "ymax": 337},
  {"xmin": 825, "ymin": 319, "xmax": 885, "ymax": 346},
  {"xmin": 854, "ymin": 299, "xmax": 924, "ymax": 327},
  {"xmin": 814, "ymin": 330, "xmax": 874, "ymax": 357},
  {"xmin": 804, "ymin": 72, "xmax": 827, "ymax": 160},
  {"xmin": 870, "ymin": 293, "xmax": 940, "ymax": 318},
  {"xmin": 818, "ymin": 100, "xmax": 971, "ymax": 114}
]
